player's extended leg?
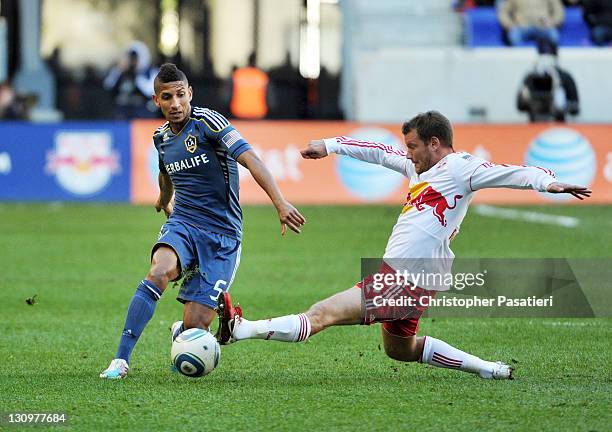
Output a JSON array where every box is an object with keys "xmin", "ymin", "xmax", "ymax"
[
  {"xmin": 307, "ymin": 286, "xmax": 362, "ymax": 333},
  {"xmin": 381, "ymin": 325, "xmax": 513, "ymax": 379},
  {"xmin": 100, "ymin": 246, "xmax": 179, "ymax": 379},
  {"xmin": 219, "ymin": 287, "xmax": 361, "ymax": 343}
]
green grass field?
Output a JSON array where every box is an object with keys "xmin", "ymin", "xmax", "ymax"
[{"xmin": 1, "ymin": 203, "xmax": 611, "ymax": 432}]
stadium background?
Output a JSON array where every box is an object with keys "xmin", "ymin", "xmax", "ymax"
[{"xmin": 1, "ymin": 1, "xmax": 611, "ymax": 431}]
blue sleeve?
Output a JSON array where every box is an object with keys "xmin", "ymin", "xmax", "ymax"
[
  {"xmin": 153, "ymin": 134, "xmax": 167, "ymax": 174},
  {"xmin": 158, "ymin": 155, "xmax": 167, "ymax": 174},
  {"xmin": 194, "ymin": 108, "xmax": 252, "ymax": 160},
  {"xmin": 217, "ymin": 125, "xmax": 252, "ymax": 160}
]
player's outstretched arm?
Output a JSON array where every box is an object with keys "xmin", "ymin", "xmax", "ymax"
[
  {"xmin": 546, "ymin": 182, "xmax": 592, "ymax": 200},
  {"xmin": 155, "ymin": 172, "xmax": 174, "ymax": 218},
  {"xmin": 237, "ymin": 150, "xmax": 306, "ymax": 235},
  {"xmin": 467, "ymin": 161, "xmax": 592, "ymax": 201},
  {"xmin": 302, "ymin": 137, "xmax": 413, "ymax": 177}
]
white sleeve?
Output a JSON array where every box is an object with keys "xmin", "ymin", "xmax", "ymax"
[
  {"xmin": 323, "ymin": 136, "xmax": 414, "ymax": 177},
  {"xmin": 459, "ymin": 158, "xmax": 557, "ymax": 192}
]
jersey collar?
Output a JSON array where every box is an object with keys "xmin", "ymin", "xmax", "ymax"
[{"xmin": 168, "ymin": 106, "xmax": 193, "ymax": 136}]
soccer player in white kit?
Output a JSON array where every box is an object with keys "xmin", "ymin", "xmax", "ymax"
[{"xmin": 217, "ymin": 111, "xmax": 591, "ymax": 379}]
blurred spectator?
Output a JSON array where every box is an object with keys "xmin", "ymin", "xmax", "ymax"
[
  {"xmin": 103, "ymin": 41, "xmax": 158, "ymax": 119},
  {"xmin": 229, "ymin": 52, "xmax": 269, "ymax": 119},
  {"xmin": 309, "ymin": 66, "xmax": 343, "ymax": 119},
  {"xmin": 583, "ymin": 0, "xmax": 612, "ymax": 46},
  {"xmin": 0, "ymin": 81, "xmax": 18, "ymax": 119},
  {"xmin": 498, "ymin": 0, "xmax": 565, "ymax": 46},
  {"xmin": 517, "ymin": 39, "xmax": 579, "ymax": 122},
  {"xmin": 0, "ymin": 81, "xmax": 35, "ymax": 120},
  {"xmin": 267, "ymin": 52, "xmax": 306, "ymax": 119}
]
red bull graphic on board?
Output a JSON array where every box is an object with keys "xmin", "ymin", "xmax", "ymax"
[
  {"xmin": 402, "ymin": 182, "xmax": 463, "ymax": 226},
  {"xmin": 46, "ymin": 131, "xmax": 120, "ymax": 196}
]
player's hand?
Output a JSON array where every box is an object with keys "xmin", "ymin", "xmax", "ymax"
[
  {"xmin": 277, "ymin": 201, "xmax": 306, "ymax": 235},
  {"xmin": 155, "ymin": 197, "xmax": 174, "ymax": 218},
  {"xmin": 546, "ymin": 182, "xmax": 592, "ymax": 200},
  {"xmin": 300, "ymin": 140, "xmax": 328, "ymax": 159}
]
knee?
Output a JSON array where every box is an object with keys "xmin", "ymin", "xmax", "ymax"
[
  {"xmin": 147, "ymin": 246, "xmax": 180, "ymax": 289},
  {"xmin": 146, "ymin": 262, "xmax": 176, "ymax": 290},
  {"xmin": 384, "ymin": 345, "xmax": 419, "ymax": 362},
  {"xmin": 547, "ymin": 30, "xmax": 559, "ymax": 44},
  {"xmin": 382, "ymin": 332, "xmax": 421, "ymax": 362},
  {"xmin": 385, "ymin": 346, "xmax": 406, "ymax": 362},
  {"xmin": 305, "ymin": 301, "xmax": 328, "ymax": 333}
]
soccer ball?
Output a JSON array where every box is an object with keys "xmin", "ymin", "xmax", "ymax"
[{"xmin": 171, "ymin": 328, "xmax": 220, "ymax": 378}]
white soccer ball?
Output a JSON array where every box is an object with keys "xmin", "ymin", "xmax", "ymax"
[{"xmin": 171, "ymin": 328, "xmax": 220, "ymax": 378}]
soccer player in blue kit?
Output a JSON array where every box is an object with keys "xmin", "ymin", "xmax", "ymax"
[{"xmin": 100, "ymin": 64, "xmax": 306, "ymax": 379}]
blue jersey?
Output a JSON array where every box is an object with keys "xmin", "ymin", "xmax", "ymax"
[{"xmin": 153, "ymin": 106, "xmax": 251, "ymax": 240}]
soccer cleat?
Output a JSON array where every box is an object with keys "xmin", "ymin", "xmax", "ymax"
[
  {"xmin": 171, "ymin": 320, "xmax": 184, "ymax": 342},
  {"xmin": 215, "ymin": 292, "xmax": 242, "ymax": 345},
  {"xmin": 99, "ymin": 358, "xmax": 129, "ymax": 380},
  {"xmin": 479, "ymin": 361, "xmax": 514, "ymax": 380}
]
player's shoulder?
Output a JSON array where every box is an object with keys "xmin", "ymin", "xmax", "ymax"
[
  {"xmin": 154, "ymin": 121, "xmax": 170, "ymax": 134},
  {"xmin": 190, "ymin": 106, "xmax": 231, "ymax": 132},
  {"xmin": 444, "ymin": 152, "xmax": 488, "ymax": 178},
  {"xmin": 152, "ymin": 122, "xmax": 171, "ymax": 141},
  {"xmin": 449, "ymin": 151, "xmax": 475, "ymax": 161},
  {"xmin": 447, "ymin": 151, "xmax": 484, "ymax": 167}
]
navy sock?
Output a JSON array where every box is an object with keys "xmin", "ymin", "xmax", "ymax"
[{"xmin": 115, "ymin": 280, "xmax": 162, "ymax": 364}]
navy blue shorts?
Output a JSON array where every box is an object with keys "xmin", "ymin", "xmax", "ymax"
[{"xmin": 153, "ymin": 219, "xmax": 241, "ymax": 309}]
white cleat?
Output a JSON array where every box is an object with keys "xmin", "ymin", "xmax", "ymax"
[
  {"xmin": 479, "ymin": 361, "xmax": 514, "ymax": 380},
  {"xmin": 171, "ymin": 320, "xmax": 184, "ymax": 343},
  {"xmin": 99, "ymin": 358, "xmax": 129, "ymax": 380}
]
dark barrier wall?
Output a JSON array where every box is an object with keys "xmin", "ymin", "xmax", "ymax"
[{"xmin": 0, "ymin": 122, "xmax": 130, "ymax": 201}]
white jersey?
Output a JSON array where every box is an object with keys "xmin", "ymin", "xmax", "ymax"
[{"xmin": 324, "ymin": 136, "xmax": 557, "ymax": 290}]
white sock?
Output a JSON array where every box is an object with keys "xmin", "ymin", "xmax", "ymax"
[
  {"xmin": 234, "ymin": 314, "xmax": 311, "ymax": 342},
  {"xmin": 420, "ymin": 336, "xmax": 496, "ymax": 378}
]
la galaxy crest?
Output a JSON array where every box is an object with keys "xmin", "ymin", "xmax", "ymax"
[{"xmin": 184, "ymin": 134, "xmax": 198, "ymax": 153}]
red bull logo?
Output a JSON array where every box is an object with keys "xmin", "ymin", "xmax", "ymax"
[
  {"xmin": 402, "ymin": 182, "xmax": 463, "ymax": 226},
  {"xmin": 46, "ymin": 131, "xmax": 119, "ymax": 196}
]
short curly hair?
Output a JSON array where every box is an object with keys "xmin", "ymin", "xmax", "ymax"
[{"xmin": 154, "ymin": 63, "xmax": 188, "ymax": 93}]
